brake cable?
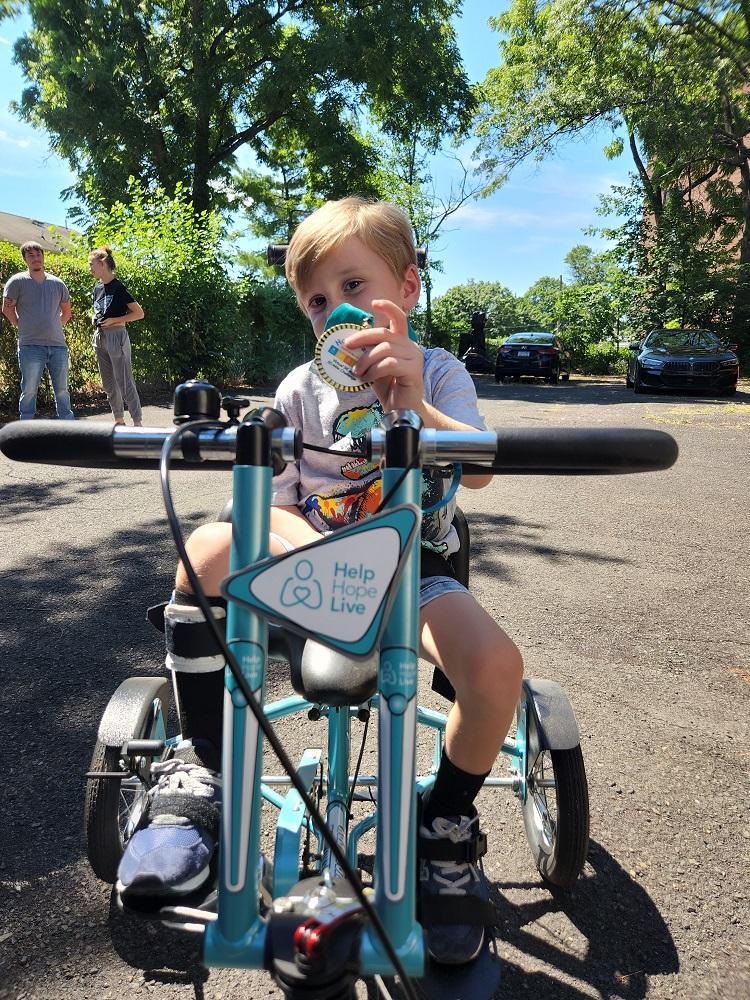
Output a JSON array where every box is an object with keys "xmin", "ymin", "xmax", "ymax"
[{"xmin": 160, "ymin": 420, "xmax": 419, "ymax": 1000}]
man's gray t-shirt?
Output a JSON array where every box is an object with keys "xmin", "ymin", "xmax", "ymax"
[
  {"xmin": 3, "ymin": 272, "xmax": 70, "ymax": 346},
  {"xmin": 272, "ymin": 348, "xmax": 487, "ymax": 557}
]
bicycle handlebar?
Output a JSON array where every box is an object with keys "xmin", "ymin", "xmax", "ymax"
[{"xmin": 0, "ymin": 420, "xmax": 677, "ymax": 474}]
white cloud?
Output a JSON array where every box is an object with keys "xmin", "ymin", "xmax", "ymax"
[
  {"xmin": 0, "ymin": 128, "xmax": 32, "ymax": 149},
  {"xmin": 452, "ymin": 202, "xmax": 594, "ymax": 231},
  {"xmin": 0, "ymin": 35, "xmax": 11, "ymax": 46}
]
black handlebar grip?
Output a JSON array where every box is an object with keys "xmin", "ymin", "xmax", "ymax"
[
  {"xmin": 489, "ymin": 427, "xmax": 678, "ymax": 474},
  {"xmin": 0, "ymin": 420, "xmax": 120, "ymax": 468},
  {"xmin": 266, "ymin": 244, "xmax": 428, "ymax": 268}
]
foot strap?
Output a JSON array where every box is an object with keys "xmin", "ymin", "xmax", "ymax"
[
  {"xmin": 420, "ymin": 891, "xmax": 496, "ymax": 927},
  {"xmin": 147, "ymin": 793, "xmax": 220, "ymax": 840},
  {"xmin": 418, "ymin": 829, "xmax": 488, "ymax": 863}
]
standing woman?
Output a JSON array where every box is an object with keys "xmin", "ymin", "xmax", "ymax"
[{"xmin": 88, "ymin": 247, "xmax": 144, "ymax": 426}]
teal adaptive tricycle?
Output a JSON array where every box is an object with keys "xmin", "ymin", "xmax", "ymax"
[{"xmin": 0, "ymin": 389, "xmax": 677, "ymax": 1000}]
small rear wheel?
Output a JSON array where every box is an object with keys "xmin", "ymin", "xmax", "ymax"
[
  {"xmin": 519, "ymin": 700, "xmax": 589, "ymax": 888},
  {"xmin": 522, "ymin": 745, "xmax": 589, "ymax": 887},
  {"xmin": 84, "ymin": 682, "xmax": 170, "ymax": 883}
]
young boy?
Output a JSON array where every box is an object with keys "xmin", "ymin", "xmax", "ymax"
[{"xmin": 117, "ymin": 198, "xmax": 523, "ymax": 966}]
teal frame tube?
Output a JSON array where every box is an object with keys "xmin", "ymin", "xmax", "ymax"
[
  {"xmin": 205, "ymin": 462, "xmax": 270, "ymax": 966},
  {"xmin": 323, "ymin": 707, "xmax": 351, "ymax": 880},
  {"xmin": 361, "ymin": 463, "xmax": 424, "ymax": 975}
]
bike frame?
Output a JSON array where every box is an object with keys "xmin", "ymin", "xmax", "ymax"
[{"xmin": 201, "ymin": 412, "xmax": 521, "ymax": 977}]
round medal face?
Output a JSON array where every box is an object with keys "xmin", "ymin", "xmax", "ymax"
[{"xmin": 313, "ymin": 323, "xmax": 372, "ymax": 392}]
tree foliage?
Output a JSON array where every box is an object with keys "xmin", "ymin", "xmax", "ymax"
[
  {"xmin": 431, "ymin": 280, "xmax": 537, "ymax": 349},
  {"xmin": 474, "ymin": 0, "xmax": 750, "ymax": 347},
  {"xmin": 13, "ymin": 0, "xmax": 473, "ymax": 216}
]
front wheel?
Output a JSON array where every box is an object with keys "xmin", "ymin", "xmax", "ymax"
[{"xmin": 632, "ymin": 365, "xmax": 646, "ymax": 394}]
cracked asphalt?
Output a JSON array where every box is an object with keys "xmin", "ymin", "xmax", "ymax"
[{"xmin": 1, "ymin": 376, "xmax": 748, "ymax": 1000}]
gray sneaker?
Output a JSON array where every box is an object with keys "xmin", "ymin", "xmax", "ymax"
[{"xmin": 418, "ymin": 813, "xmax": 493, "ymax": 965}]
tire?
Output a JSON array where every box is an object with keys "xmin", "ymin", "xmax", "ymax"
[
  {"xmin": 547, "ymin": 369, "xmax": 559, "ymax": 385},
  {"xmin": 84, "ymin": 692, "xmax": 168, "ymax": 883},
  {"xmin": 632, "ymin": 365, "xmax": 646, "ymax": 394},
  {"xmin": 625, "ymin": 371, "xmax": 633, "ymax": 388},
  {"xmin": 520, "ymin": 709, "xmax": 590, "ymax": 888},
  {"xmin": 719, "ymin": 385, "xmax": 737, "ymax": 397}
]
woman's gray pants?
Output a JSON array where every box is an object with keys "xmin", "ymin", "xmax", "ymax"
[{"xmin": 94, "ymin": 325, "xmax": 142, "ymax": 422}]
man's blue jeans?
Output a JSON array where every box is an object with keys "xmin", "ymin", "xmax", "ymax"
[{"xmin": 18, "ymin": 344, "xmax": 75, "ymax": 420}]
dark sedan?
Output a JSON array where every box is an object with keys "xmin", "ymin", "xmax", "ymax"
[
  {"xmin": 627, "ymin": 329, "xmax": 739, "ymax": 396},
  {"xmin": 495, "ymin": 332, "xmax": 570, "ymax": 384}
]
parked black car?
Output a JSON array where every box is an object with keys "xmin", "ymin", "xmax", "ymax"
[
  {"xmin": 495, "ymin": 332, "xmax": 570, "ymax": 384},
  {"xmin": 626, "ymin": 329, "xmax": 739, "ymax": 396}
]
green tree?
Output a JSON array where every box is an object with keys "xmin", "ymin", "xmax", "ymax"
[
  {"xmin": 371, "ymin": 130, "xmax": 485, "ymax": 346},
  {"xmin": 13, "ymin": 0, "xmax": 473, "ymax": 216},
  {"xmin": 431, "ymin": 280, "xmax": 530, "ymax": 350}
]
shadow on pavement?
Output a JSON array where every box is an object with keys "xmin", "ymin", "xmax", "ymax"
[
  {"xmin": 467, "ymin": 512, "xmax": 630, "ymax": 588},
  {"xmin": 0, "ymin": 476, "xmax": 289, "ymax": 887},
  {"xmin": 491, "ymin": 839, "xmax": 679, "ymax": 998}
]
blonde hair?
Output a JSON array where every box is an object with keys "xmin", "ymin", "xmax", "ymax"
[
  {"xmin": 285, "ymin": 197, "xmax": 416, "ymax": 292},
  {"xmin": 89, "ymin": 245, "xmax": 116, "ymax": 270}
]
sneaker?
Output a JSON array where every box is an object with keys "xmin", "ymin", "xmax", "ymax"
[
  {"xmin": 418, "ymin": 813, "xmax": 492, "ymax": 965},
  {"xmin": 116, "ymin": 742, "xmax": 221, "ymax": 905}
]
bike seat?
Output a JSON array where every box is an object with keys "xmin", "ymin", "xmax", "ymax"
[{"xmin": 269, "ymin": 624, "xmax": 378, "ymax": 707}]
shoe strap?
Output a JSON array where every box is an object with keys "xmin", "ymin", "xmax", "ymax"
[
  {"xmin": 146, "ymin": 792, "xmax": 220, "ymax": 839},
  {"xmin": 418, "ymin": 830, "xmax": 488, "ymax": 863},
  {"xmin": 420, "ymin": 892, "xmax": 495, "ymax": 927}
]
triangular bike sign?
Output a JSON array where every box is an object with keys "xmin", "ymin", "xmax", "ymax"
[{"xmin": 221, "ymin": 504, "xmax": 420, "ymax": 659}]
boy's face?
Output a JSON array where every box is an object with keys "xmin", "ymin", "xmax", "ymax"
[{"xmin": 296, "ymin": 235, "xmax": 420, "ymax": 339}]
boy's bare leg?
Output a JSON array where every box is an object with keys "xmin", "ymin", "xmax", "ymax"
[
  {"xmin": 420, "ymin": 591, "xmax": 523, "ymax": 775},
  {"xmin": 174, "ymin": 521, "xmax": 292, "ymax": 595},
  {"xmin": 417, "ymin": 590, "xmax": 522, "ymax": 963}
]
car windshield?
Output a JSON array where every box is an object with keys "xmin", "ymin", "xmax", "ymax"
[
  {"xmin": 644, "ymin": 330, "xmax": 721, "ymax": 351},
  {"xmin": 505, "ymin": 332, "xmax": 555, "ymax": 346}
]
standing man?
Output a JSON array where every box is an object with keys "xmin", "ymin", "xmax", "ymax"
[{"xmin": 2, "ymin": 242, "xmax": 75, "ymax": 420}]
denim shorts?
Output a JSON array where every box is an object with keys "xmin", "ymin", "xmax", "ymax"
[{"xmin": 419, "ymin": 574, "xmax": 468, "ymax": 608}]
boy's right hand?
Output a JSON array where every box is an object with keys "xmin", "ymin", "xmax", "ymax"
[{"xmin": 344, "ymin": 299, "xmax": 426, "ymax": 416}]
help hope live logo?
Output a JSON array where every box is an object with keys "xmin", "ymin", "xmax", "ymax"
[{"xmin": 222, "ymin": 505, "xmax": 420, "ymax": 657}]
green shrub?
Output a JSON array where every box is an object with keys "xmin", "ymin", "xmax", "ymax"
[{"xmin": 577, "ymin": 341, "xmax": 630, "ymax": 375}]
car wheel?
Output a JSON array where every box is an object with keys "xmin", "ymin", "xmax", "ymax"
[
  {"xmin": 495, "ymin": 374, "xmax": 504, "ymax": 384},
  {"xmin": 633, "ymin": 365, "xmax": 646, "ymax": 394},
  {"xmin": 547, "ymin": 368, "xmax": 559, "ymax": 385},
  {"xmin": 625, "ymin": 371, "xmax": 633, "ymax": 388},
  {"xmin": 719, "ymin": 385, "xmax": 737, "ymax": 397}
]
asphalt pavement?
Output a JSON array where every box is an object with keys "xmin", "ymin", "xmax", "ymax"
[{"xmin": 0, "ymin": 376, "xmax": 748, "ymax": 1000}]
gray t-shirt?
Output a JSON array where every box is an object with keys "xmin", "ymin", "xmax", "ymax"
[
  {"xmin": 272, "ymin": 348, "xmax": 487, "ymax": 556},
  {"xmin": 3, "ymin": 271, "xmax": 70, "ymax": 346}
]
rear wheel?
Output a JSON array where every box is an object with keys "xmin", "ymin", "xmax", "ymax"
[
  {"xmin": 519, "ymin": 703, "xmax": 590, "ymax": 888},
  {"xmin": 547, "ymin": 368, "xmax": 559, "ymax": 385},
  {"xmin": 522, "ymin": 745, "xmax": 589, "ymax": 887},
  {"xmin": 84, "ymin": 686, "xmax": 169, "ymax": 883}
]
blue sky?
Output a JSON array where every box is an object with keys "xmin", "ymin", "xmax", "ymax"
[{"xmin": 0, "ymin": 2, "xmax": 631, "ymax": 298}]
